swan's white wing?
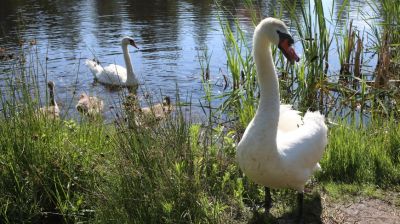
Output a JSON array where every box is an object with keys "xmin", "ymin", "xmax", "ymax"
[
  {"xmin": 277, "ymin": 111, "xmax": 328, "ymax": 180},
  {"xmin": 85, "ymin": 59, "xmax": 103, "ymax": 77},
  {"xmin": 278, "ymin": 104, "xmax": 303, "ymax": 133},
  {"xmin": 96, "ymin": 64, "xmax": 127, "ymax": 85}
]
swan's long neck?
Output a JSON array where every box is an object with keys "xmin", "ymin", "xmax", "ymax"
[
  {"xmin": 253, "ymin": 28, "xmax": 280, "ymax": 140},
  {"xmin": 49, "ymin": 86, "xmax": 57, "ymax": 107},
  {"xmin": 122, "ymin": 43, "xmax": 136, "ymax": 84}
]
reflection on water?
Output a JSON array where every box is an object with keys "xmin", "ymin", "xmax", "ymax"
[{"xmin": 0, "ymin": 0, "xmax": 375, "ymax": 119}]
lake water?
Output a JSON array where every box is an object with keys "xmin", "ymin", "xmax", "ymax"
[{"xmin": 0, "ymin": 0, "xmax": 376, "ymax": 119}]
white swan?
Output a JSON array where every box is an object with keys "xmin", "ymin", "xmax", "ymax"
[
  {"xmin": 85, "ymin": 37, "xmax": 139, "ymax": 87},
  {"xmin": 39, "ymin": 81, "xmax": 60, "ymax": 119},
  {"xmin": 236, "ymin": 18, "xmax": 328, "ymax": 221},
  {"xmin": 76, "ymin": 93, "xmax": 104, "ymax": 117}
]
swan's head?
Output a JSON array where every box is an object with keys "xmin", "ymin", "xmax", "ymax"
[
  {"xmin": 79, "ymin": 93, "xmax": 89, "ymax": 100},
  {"xmin": 257, "ymin": 18, "xmax": 299, "ymax": 62},
  {"xmin": 122, "ymin": 37, "xmax": 139, "ymax": 49},
  {"xmin": 76, "ymin": 94, "xmax": 90, "ymax": 113},
  {"xmin": 163, "ymin": 96, "xmax": 171, "ymax": 106},
  {"xmin": 47, "ymin": 81, "xmax": 55, "ymax": 90}
]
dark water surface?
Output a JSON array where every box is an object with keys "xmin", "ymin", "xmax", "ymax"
[{"xmin": 0, "ymin": 0, "xmax": 375, "ymax": 119}]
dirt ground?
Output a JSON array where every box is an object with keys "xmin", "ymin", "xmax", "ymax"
[
  {"xmin": 321, "ymin": 193, "xmax": 400, "ymax": 224},
  {"xmin": 243, "ymin": 189, "xmax": 400, "ymax": 224}
]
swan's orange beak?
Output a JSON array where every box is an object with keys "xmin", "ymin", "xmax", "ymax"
[{"xmin": 278, "ymin": 36, "xmax": 299, "ymax": 63}]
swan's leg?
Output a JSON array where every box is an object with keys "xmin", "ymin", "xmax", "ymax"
[
  {"xmin": 297, "ymin": 192, "xmax": 304, "ymax": 223},
  {"xmin": 264, "ymin": 187, "xmax": 272, "ymax": 215}
]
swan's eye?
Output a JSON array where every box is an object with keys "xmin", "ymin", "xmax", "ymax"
[{"xmin": 277, "ymin": 31, "xmax": 294, "ymax": 45}]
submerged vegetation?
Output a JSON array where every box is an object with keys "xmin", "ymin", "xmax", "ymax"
[{"xmin": 0, "ymin": 0, "xmax": 399, "ymax": 223}]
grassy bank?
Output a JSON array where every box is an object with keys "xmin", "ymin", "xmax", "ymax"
[
  {"xmin": 0, "ymin": 90, "xmax": 399, "ymax": 223},
  {"xmin": 0, "ymin": 58, "xmax": 399, "ymax": 223}
]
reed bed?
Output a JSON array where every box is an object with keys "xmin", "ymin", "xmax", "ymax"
[{"xmin": 216, "ymin": 0, "xmax": 399, "ymax": 128}]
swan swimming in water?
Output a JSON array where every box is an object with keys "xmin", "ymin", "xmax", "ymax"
[
  {"xmin": 121, "ymin": 94, "xmax": 174, "ymax": 128},
  {"xmin": 139, "ymin": 96, "xmax": 173, "ymax": 119},
  {"xmin": 85, "ymin": 37, "xmax": 139, "ymax": 87},
  {"xmin": 76, "ymin": 93, "xmax": 104, "ymax": 117},
  {"xmin": 124, "ymin": 94, "xmax": 173, "ymax": 121},
  {"xmin": 39, "ymin": 81, "xmax": 60, "ymax": 119},
  {"xmin": 236, "ymin": 18, "xmax": 328, "ymax": 221}
]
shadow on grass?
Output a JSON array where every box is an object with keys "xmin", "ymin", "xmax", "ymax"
[{"xmin": 248, "ymin": 192, "xmax": 323, "ymax": 224}]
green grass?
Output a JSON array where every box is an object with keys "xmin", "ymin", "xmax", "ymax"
[
  {"xmin": 1, "ymin": 71, "xmax": 399, "ymax": 223},
  {"xmin": 322, "ymin": 183, "xmax": 386, "ymax": 201},
  {"xmin": 319, "ymin": 117, "xmax": 400, "ymax": 186},
  {"xmin": 0, "ymin": 113, "xmax": 113, "ymax": 223},
  {"xmin": 0, "ymin": 61, "xmax": 246, "ymax": 222}
]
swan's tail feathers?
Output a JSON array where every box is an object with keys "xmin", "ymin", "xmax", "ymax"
[
  {"xmin": 278, "ymin": 104, "xmax": 303, "ymax": 132},
  {"xmin": 85, "ymin": 59, "xmax": 103, "ymax": 78}
]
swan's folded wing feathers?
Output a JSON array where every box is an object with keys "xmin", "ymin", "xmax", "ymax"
[
  {"xmin": 278, "ymin": 104, "xmax": 303, "ymax": 132},
  {"xmin": 97, "ymin": 64, "xmax": 127, "ymax": 84},
  {"xmin": 277, "ymin": 111, "xmax": 327, "ymax": 171},
  {"xmin": 85, "ymin": 59, "xmax": 103, "ymax": 77}
]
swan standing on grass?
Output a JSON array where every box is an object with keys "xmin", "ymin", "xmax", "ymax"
[
  {"xmin": 76, "ymin": 93, "xmax": 104, "ymax": 117},
  {"xmin": 85, "ymin": 37, "xmax": 139, "ymax": 87},
  {"xmin": 39, "ymin": 81, "xmax": 60, "ymax": 118},
  {"xmin": 236, "ymin": 18, "xmax": 328, "ymax": 222}
]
